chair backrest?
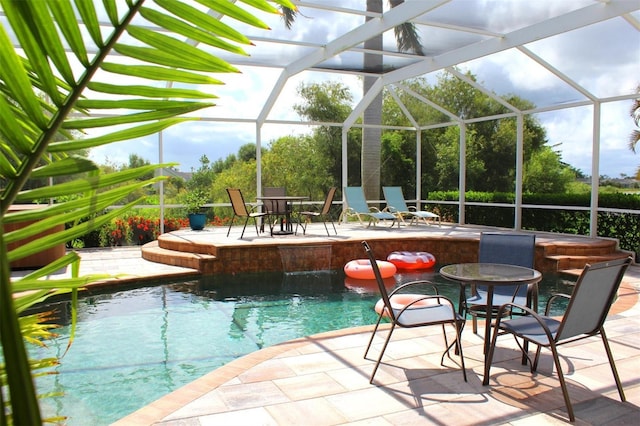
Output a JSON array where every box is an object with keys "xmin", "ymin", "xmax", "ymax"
[
  {"xmin": 320, "ymin": 187, "xmax": 337, "ymax": 215},
  {"xmin": 478, "ymin": 232, "xmax": 536, "ymax": 299},
  {"xmin": 263, "ymin": 186, "xmax": 287, "ymax": 214},
  {"xmin": 226, "ymin": 188, "xmax": 249, "ymax": 217},
  {"xmin": 362, "ymin": 240, "xmax": 396, "ymax": 322},
  {"xmin": 556, "ymin": 257, "xmax": 631, "ymax": 341},
  {"xmin": 382, "ymin": 186, "xmax": 409, "ymax": 212},
  {"xmin": 478, "ymin": 232, "xmax": 535, "ymax": 268},
  {"xmin": 344, "ymin": 186, "xmax": 369, "ymax": 213}
]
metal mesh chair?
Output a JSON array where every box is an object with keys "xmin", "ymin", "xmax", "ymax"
[
  {"xmin": 226, "ymin": 188, "xmax": 268, "ymax": 238},
  {"xmin": 486, "ymin": 257, "xmax": 631, "ymax": 422},
  {"xmin": 466, "ymin": 232, "xmax": 536, "ymax": 334},
  {"xmin": 262, "ymin": 187, "xmax": 289, "ymax": 234},
  {"xmin": 362, "ymin": 241, "xmax": 467, "ymax": 384},
  {"xmin": 298, "ymin": 187, "xmax": 337, "ymax": 236}
]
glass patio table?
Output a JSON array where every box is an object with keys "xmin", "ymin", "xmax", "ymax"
[{"xmin": 440, "ymin": 263, "xmax": 542, "ymax": 385}]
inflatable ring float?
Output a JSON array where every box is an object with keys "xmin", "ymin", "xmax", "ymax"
[
  {"xmin": 375, "ymin": 294, "xmax": 439, "ymax": 317},
  {"xmin": 344, "ymin": 276, "xmax": 395, "ymax": 294},
  {"xmin": 343, "ymin": 259, "xmax": 397, "ymax": 280},
  {"xmin": 386, "ymin": 251, "xmax": 436, "ymax": 270}
]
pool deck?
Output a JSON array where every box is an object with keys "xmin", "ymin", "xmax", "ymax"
[{"xmin": 14, "ymin": 223, "xmax": 640, "ymax": 425}]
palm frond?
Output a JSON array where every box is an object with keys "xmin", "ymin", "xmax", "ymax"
[{"xmin": 0, "ymin": 0, "xmax": 289, "ymax": 422}]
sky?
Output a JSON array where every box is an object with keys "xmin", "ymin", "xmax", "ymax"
[{"xmin": 86, "ymin": 0, "xmax": 640, "ymax": 178}]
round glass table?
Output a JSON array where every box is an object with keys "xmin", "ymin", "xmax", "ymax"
[{"xmin": 440, "ymin": 263, "xmax": 542, "ymax": 385}]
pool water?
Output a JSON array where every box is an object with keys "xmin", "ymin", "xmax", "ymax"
[{"xmin": 30, "ymin": 269, "xmax": 576, "ymax": 425}]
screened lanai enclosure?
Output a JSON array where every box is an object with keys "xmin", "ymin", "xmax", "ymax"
[
  {"xmin": 4, "ymin": 0, "xmax": 640, "ymax": 236},
  {"xmin": 145, "ymin": 0, "xmax": 640, "ymax": 236}
]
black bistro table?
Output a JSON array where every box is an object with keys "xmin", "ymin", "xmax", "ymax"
[
  {"xmin": 256, "ymin": 195, "xmax": 307, "ymax": 235},
  {"xmin": 440, "ymin": 263, "xmax": 542, "ymax": 385}
]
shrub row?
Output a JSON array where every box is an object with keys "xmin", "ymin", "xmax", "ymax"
[{"xmin": 430, "ymin": 191, "xmax": 640, "ymax": 259}]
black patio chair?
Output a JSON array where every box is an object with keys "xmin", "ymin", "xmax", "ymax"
[{"xmin": 486, "ymin": 256, "xmax": 632, "ymax": 422}]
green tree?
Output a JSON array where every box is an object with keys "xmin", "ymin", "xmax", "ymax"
[
  {"xmin": 293, "ymin": 81, "xmax": 359, "ymax": 186},
  {"xmin": 385, "ymin": 71, "xmax": 566, "ymax": 194},
  {"xmin": 211, "ymin": 159, "xmax": 259, "ymax": 205},
  {"xmin": 380, "ymin": 131, "xmax": 415, "ymax": 190},
  {"xmin": 262, "ymin": 135, "xmax": 332, "ymax": 199},
  {"xmin": 0, "ymin": 0, "xmax": 292, "ymax": 423},
  {"xmin": 128, "ymin": 154, "xmax": 154, "ymax": 181},
  {"xmin": 187, "ymin": 155, "xmax": 215, "ymax": 192},
  {"xmin": 524, "ymin": 146, "xmax": 576, "ymax": 193}
]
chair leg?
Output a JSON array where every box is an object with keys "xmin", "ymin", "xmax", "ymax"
[
  {"xmin": 252, "ymin": 218, "xmax": 261, "ymax": 237},
  {"xmin": 549, "ymin": 341, "xmax": 575, "ymax": 422},
  {"xmin": 532, "ymin": 346, "xmax": 542, "ymax": 371},
  {"xmin": 370, "ymin": 323, "xmax": 396, "ymax": 384},
  {"xmin": 240, "ymin": 217, "xmax": 249, "ymax": 239},
  {"xmin": 226, "ymin": 215, "xmax": 236, "ymax": 237},
  {"xmin": 600, "ymin": 328, "xmax": 626, "ymax": 401},
  {"xmin": 364, "ymin": 314, "xmax": 384, "ymax": 359},
  {"xmin": 439, "ymin": 321, "xmax": 467, "ymax": 382}
]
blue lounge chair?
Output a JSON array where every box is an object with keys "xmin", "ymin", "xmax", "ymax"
[
  {"xmin": 342, "ymin": 186, "xmax": 396, "ymax": 227},
  {"xmin": 382, "ymin": 186, "xmax": 440, "ymax": 226}
]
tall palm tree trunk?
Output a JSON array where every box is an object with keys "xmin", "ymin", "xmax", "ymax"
[{"xmin": 362, "ymin": 0, "xmax": 383, "ymax": 203}]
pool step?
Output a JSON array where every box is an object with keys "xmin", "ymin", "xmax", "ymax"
[
  {"xmin": 142, "ymin": 241, "xmax": 217, "ymax": 274},
  {"xmin": 538, "ymin": 239, "xmax": 631, "ymax": 271}
]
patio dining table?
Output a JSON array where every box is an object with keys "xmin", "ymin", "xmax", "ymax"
[
  {"xmin": 440, "ymin": 263, "xmax": 542, "ymax": 385},
  {"xmin": 256, "ymin": 195, "xmax": 308, "ymax": 235}
]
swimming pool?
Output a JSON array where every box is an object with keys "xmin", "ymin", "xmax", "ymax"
[{"xmin": 30, "ymin": 269, "xmax": 576, "ymax": 425}]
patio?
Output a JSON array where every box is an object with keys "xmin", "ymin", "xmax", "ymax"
[{"xmin": 41, "ymin": 223, "xmax": 639, "ymax": 425}]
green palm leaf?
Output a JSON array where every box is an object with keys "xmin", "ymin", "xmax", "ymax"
[{"xmin": 0, "ymin": 0, "xmax": 295, "ymax": 423}]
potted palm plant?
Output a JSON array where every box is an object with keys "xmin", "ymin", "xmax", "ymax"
[{"xmin": 183, "ymin": 190, "xmax": 208, "ymax": 230}]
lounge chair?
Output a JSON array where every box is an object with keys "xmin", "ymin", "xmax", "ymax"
[
  {"xmin": 342, "ymin": 186, "xmax": 396, "ymax": 227},
  {"xmin": 226, "ymin": 188, "xmax": 268, "ymax": 239},
  {"xmin": 486, "ymin": 257, "xmax": 631, "ymax": 422},
  {"xmin": 362, "ymin": 241, "xmax": 467, "ymax": 383},
  {"xmin": 382, "ymin": 186, "xmax": 440, "ymax": 226},
  {"xmin": 297, "ymin": 187, "xmax": 337, "ymax": 236}
]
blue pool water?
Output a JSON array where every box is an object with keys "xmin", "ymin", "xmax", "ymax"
[{"xmin": 29, "ymin": 269, "xmax": 576, "ymax": 425}]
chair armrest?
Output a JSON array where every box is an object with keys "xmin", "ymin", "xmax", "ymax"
[
  {"xmin": 494, "ymin": 302, "xmax": 556, "ymax": 342},
  {"xmin": 389, "ymin": 280, "xmax": 439, "ymax": 296},
  {"xmin": 544, "ymin": 293, "xmax": 571, "ymax": 315}
]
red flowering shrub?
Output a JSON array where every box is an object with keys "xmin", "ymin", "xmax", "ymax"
[
  {"xmin": 99, "ymin": 214, "xmax": 190, "ymax": 246},
  {"xmin": 209, "ymin": 216, "xmax": 230, "ymax": 227}
]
